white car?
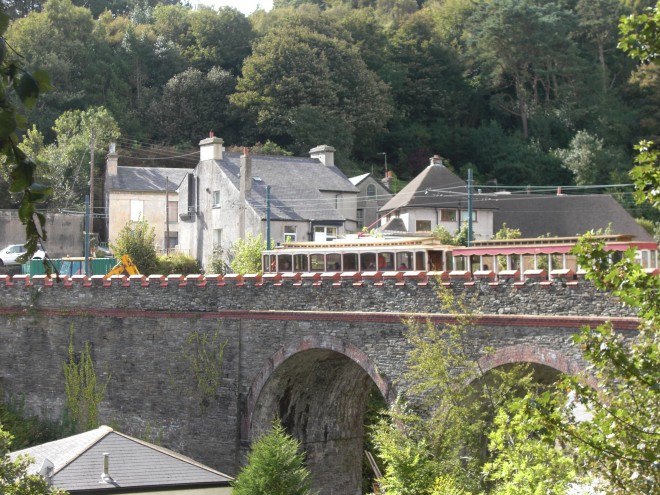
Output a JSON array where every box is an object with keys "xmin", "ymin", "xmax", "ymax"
[{"xmin": 0, "ymin": 244, "xmax": 47, "ymax": 266}]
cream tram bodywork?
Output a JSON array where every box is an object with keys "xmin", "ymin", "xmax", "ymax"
[{"xmin": 262, "ymin": 237, "xmax": 452, "ymax": 273}]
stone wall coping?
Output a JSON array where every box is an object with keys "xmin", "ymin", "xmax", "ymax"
[
  {"xmin": 523, "ymin": 269, "xmax": 547, "ymax": 279},
  {"xmin": 1, "ymin": 271, "xmax": 656, "ymax": 291},
  {"xmin": 498, "ymin": 269, "xmax": 520, "ymax": 280}
]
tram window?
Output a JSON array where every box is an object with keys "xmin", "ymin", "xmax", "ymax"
[
  {"xmin": 429, "ymin": 251, "xmax": 444, "ymax": 271},
  {"xmin": 310, "ymin": 254, "xmax": 325, "ymax": 271},
  {"xmin": 415, "ymin": 252, "xmax": 426, "ymax": 271},
  {"xmin": 377, "ymin": 252, "xmax": 394, "ymax": 270},
  {"xmin": 396, "ymin": 252, "xmax": 413, "ymax": 270},
  {"xmin": 263, "ymin": 255, "xmax": 275, "ymax": 272},
  {"xmin": 361, "ymin": 253, "xmax": 377, "ymax": 270},
  {"xmin": 278, "ymin": 254, "xmax": 293, "ymax": 271},
  {"xmin": 293, "ymin": 254, "xmax": 308, "ymax": 272},
  {"xmin": 343, "ymin": 253, "xmax": 358, "ymax": 271},
  {"xmin": 326, "ymin": 253, "xmax": 341, "ymax": 271}
]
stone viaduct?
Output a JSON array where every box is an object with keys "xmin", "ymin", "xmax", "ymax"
[{"xmin": 0, "ymin": 270, "xmax": 640, "ymax": 494}]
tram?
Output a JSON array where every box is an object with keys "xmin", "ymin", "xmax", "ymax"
[
  {"xmin": 262, "ymin": 234, "xmax": 658, "ymax": 275},
  {"xmin": 262, "ymin": 236, "xmax": 453, "ymax": 273}
]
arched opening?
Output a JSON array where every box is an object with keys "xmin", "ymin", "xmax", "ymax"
[{"xmin": 246, "ymin": 338, "xmax": 389, "ymax": 495}]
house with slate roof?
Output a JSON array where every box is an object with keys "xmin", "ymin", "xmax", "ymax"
[
  {"xmin": 349, "ymin": 172, "xmax": 392, "ymax": 230},
  {"xmin": 491, "ymin": 193, "xmax": 655, "ymax": 241},
  {"xmin": 9, "ymin": 425, "xmax": 233, "ymax": 494},
  {"xmin": 378, "ymin": 155, "xmax": 497, "ymax": 239},
  {"xmin": 105, "ymin": 145, "xmax": 193, "ymax": 253},
  {"xmin": 177, "ymin": 135, "xmax": 359, "ymax": 268}
]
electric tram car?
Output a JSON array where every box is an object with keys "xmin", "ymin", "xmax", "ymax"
[{"xmin": 261, "ymin": 234, "xmax": 658, "ymax": 275}]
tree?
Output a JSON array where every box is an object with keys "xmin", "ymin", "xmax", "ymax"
[
  {"xmin": 110, "ymin": 218, "xmax": 159, "ymax": 276},
  {"xmin": 229, "ymin": 233, "xmax": 266, "ymax": 275},
  {"xmin": 0, "ymin": 3, "xmax": 51, "ymax": 259},
  {"xmin": 553, "ymin": 130, "xmax": 625, "ymax": 185},
  {"xmin": 464, "ymin": 0, "xmax": 579, "ymax": 139},
  {"xmin": 232, "ymin": 420, "xmax": 316, "ymax": 495},
  {"xmin": 149, "ymin": 67, "xmax": 237, "ymax": 146},
  {"xmin": 19, "ymin": 106, "xmax": 121, "ymax": 208},
  {"xmin": 370, "ymin": 288, "xmax": 567, "ymax": 494},
  {"xmin": 230, "ymin": 13, "xmax": 391, "ymax": 157},
  {"xmin": 0, "ymin": 424, "xmax": 67, "ymax": 494}
]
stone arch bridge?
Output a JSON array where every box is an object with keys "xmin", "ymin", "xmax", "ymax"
[{"xmin": 0, "ymin": 270, "xmax": 639, "ymax": 494}]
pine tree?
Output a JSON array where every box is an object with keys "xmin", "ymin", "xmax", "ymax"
[{"xmin": 232, "ymin": 420, "xmax": 316, "ymax": 495}]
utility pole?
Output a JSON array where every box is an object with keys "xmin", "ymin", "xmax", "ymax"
[
  {"xmin": 266, "ymin": 185, "xmax": 271, "ymax": 250},
  {"xmin": 88, "ymin": 128, "xmax": 95, "ymax": 254},
  {"xmin": 467, "ymin": 168, "xmax": 473, "ymax": 247},
  {"xmin": 165, "ymin": 176, "xmax": 170, "ymax": 256}
]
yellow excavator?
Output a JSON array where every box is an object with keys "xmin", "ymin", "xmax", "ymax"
[{"xmin": 104, "ymin": 254, "xmax": 140, "ymax": 279}]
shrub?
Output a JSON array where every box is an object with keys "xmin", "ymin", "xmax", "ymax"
[
  {"xmin": 157, "ymin": 252, "xmax": 201, "ymax": 276},
  {"xmin": 110, "ymin": 218, "xmax": 159, "ymax": 275}
]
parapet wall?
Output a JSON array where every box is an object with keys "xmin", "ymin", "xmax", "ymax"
[{"xmin": 0, "ymin": 269, "xmax": 641, "ymax": 319}]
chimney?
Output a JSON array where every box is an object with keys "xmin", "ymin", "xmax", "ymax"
[
  {"xmin": 199, "ymin": 132, "xmax": 224, "ymax": 161},
  {"xmin": 430, "ymin": 155, "xmax": 444, "ymax": 167},
  {"xmin": 309, "ymin": 145, "xmax": 336, "ymax": 167},
  {"xmin": 381, "ymin": 170, "xmax": 393, "ymax": 190},
  {"xmin": 106, "ymin": 143, "xmax": 118, "ymax": 177},
  {"xmin": 238, "ymin": 148, "xmax": 252, "ymax": 239},
  {"xmin": 240, "ymin": 148, "xmax": 252, "ymax": 197}
]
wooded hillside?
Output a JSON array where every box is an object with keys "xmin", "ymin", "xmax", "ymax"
[{"xmin": 1, "ymin": 0, "xmax": 658, "ymax": 223}]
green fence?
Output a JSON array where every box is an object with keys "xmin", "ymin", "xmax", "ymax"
[{"xmin": 22, "ymin": 258, "xmax": 116, "ymax": 276}]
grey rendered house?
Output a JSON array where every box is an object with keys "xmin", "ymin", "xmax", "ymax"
[
  {"xmin": 10, "ymin": 425, "xmax": 233, "ymax": 494},
  {"xmin": 349, "ymin": 172, "xmax": 392, "ymax": 230},
  {"xmin": 177, "ymin": 135, "xmax": 359, "ymax": 268}
]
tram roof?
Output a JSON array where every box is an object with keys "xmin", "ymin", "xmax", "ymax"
[
  {"xmin": 266, "ymin": 236, "xmax": 452, "ymax": 252},
  {"xmin": 453, "ymin": 234, "xmax": 658, "ymax": 256}
]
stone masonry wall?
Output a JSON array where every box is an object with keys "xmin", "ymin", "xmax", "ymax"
[{"xmin": 0, "ymin": 271, "xmax": 643, "ymax": 495}]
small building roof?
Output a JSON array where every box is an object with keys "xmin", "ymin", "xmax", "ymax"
[
  {"xmin": 491, "ymin": 193, "xmax": 654, "ymax": 241},
  {"xmin": 10, "ymin": 425, "xmax": 233, "ymax": 492},
  {"xmin": 210, "ymin": 152, "xmax": 359, "ymax": 222},
  {"xmin": 108, "ymin": 167, "xmax": 192, "ymax": 193},
  {"xmin": 379, "ymin": 161, "xmax": 492, "ymax": 212}
]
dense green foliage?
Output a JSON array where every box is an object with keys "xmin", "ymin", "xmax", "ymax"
[
  {"xmin": 232, "ymin": 420, "xmax": 316, "ymax": 495},
  {"xmin": 0, "ymin": 401, "xmax": 62, "ymax": 450},
  {"xmin": 228, "ymin": 233, "xmax": 266, "ymax": 275},
  {"xmin": 0, "ymin": 424, "xmax": 68, "ymax": 494},
  {"xmin": 156, "ymin": 252, "xmax": 201, "ymax": 276},
  {"xmin": 1, "ymin": 0, "xmax": 658, "ymax": 217},
  {"xmin": 109, "ymin": 218, "xmax": 159, "ymax": 275},
  {"xmin": 370, "ymin": 287, "xmax": 574, "ymax": 494}
]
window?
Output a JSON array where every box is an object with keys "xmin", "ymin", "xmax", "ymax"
[
  {"xmin": 284, "ymin": 226, "xmax": 297, "ymax": 242},
  {"xmin": 165, "ymin": 232, "xmax": 178, "ymax": 249},
  {"xmin": 130, "ymin": 199, "xmax": 143, "ymax": 222},
  {"xmin": 440, "ymin": 209, "xmax": 456, "ymax": 222},
  {"xmin": 460, "ymin": 210, "xmax": 478, "ymax": 222},
  {"xmin": 314, "ymin": 226, "xmax": 337, "ymax": 242},
  {"xmin": 212, "ymin": 190, "xmax": 221, "ymax": 207},
  {"xmin": 357, "ymin": 209, "xmax": 364, "ymax": 229},
  {"xmin": 213, "ymin": 228, "xmax": 222, "ymax": 247},
  {"xmin": 416, "ymin": 220, "xmax": 432, "ymax": 232},
  {"xmin": 366, "ymin": 184, "xmax": 376, "ymax": 197},
  {"xmin": 167, "ymin": 201, "xmax": 178, "ymax": 223}
]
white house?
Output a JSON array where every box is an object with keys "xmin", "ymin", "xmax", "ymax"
[
  {"xmin": 177, "ymin": 135, "xmax": 359, "ymax": 267},
  {"xmin": 379, "ymin": 155, "xmax": 496, "ymax": 239}
]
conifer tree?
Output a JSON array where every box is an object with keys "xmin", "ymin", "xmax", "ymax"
[{"xmin": 232, "ymin": 420, "xmax": 316, "ymax": 495}]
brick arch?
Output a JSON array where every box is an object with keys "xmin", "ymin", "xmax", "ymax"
[
  {"xmin": 242, "ymin": 334, "xmax": 392, "ymax": 441},
  {"xmin": 476, "ymin": 344, "xmax": 584, "ymax": 378}
]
